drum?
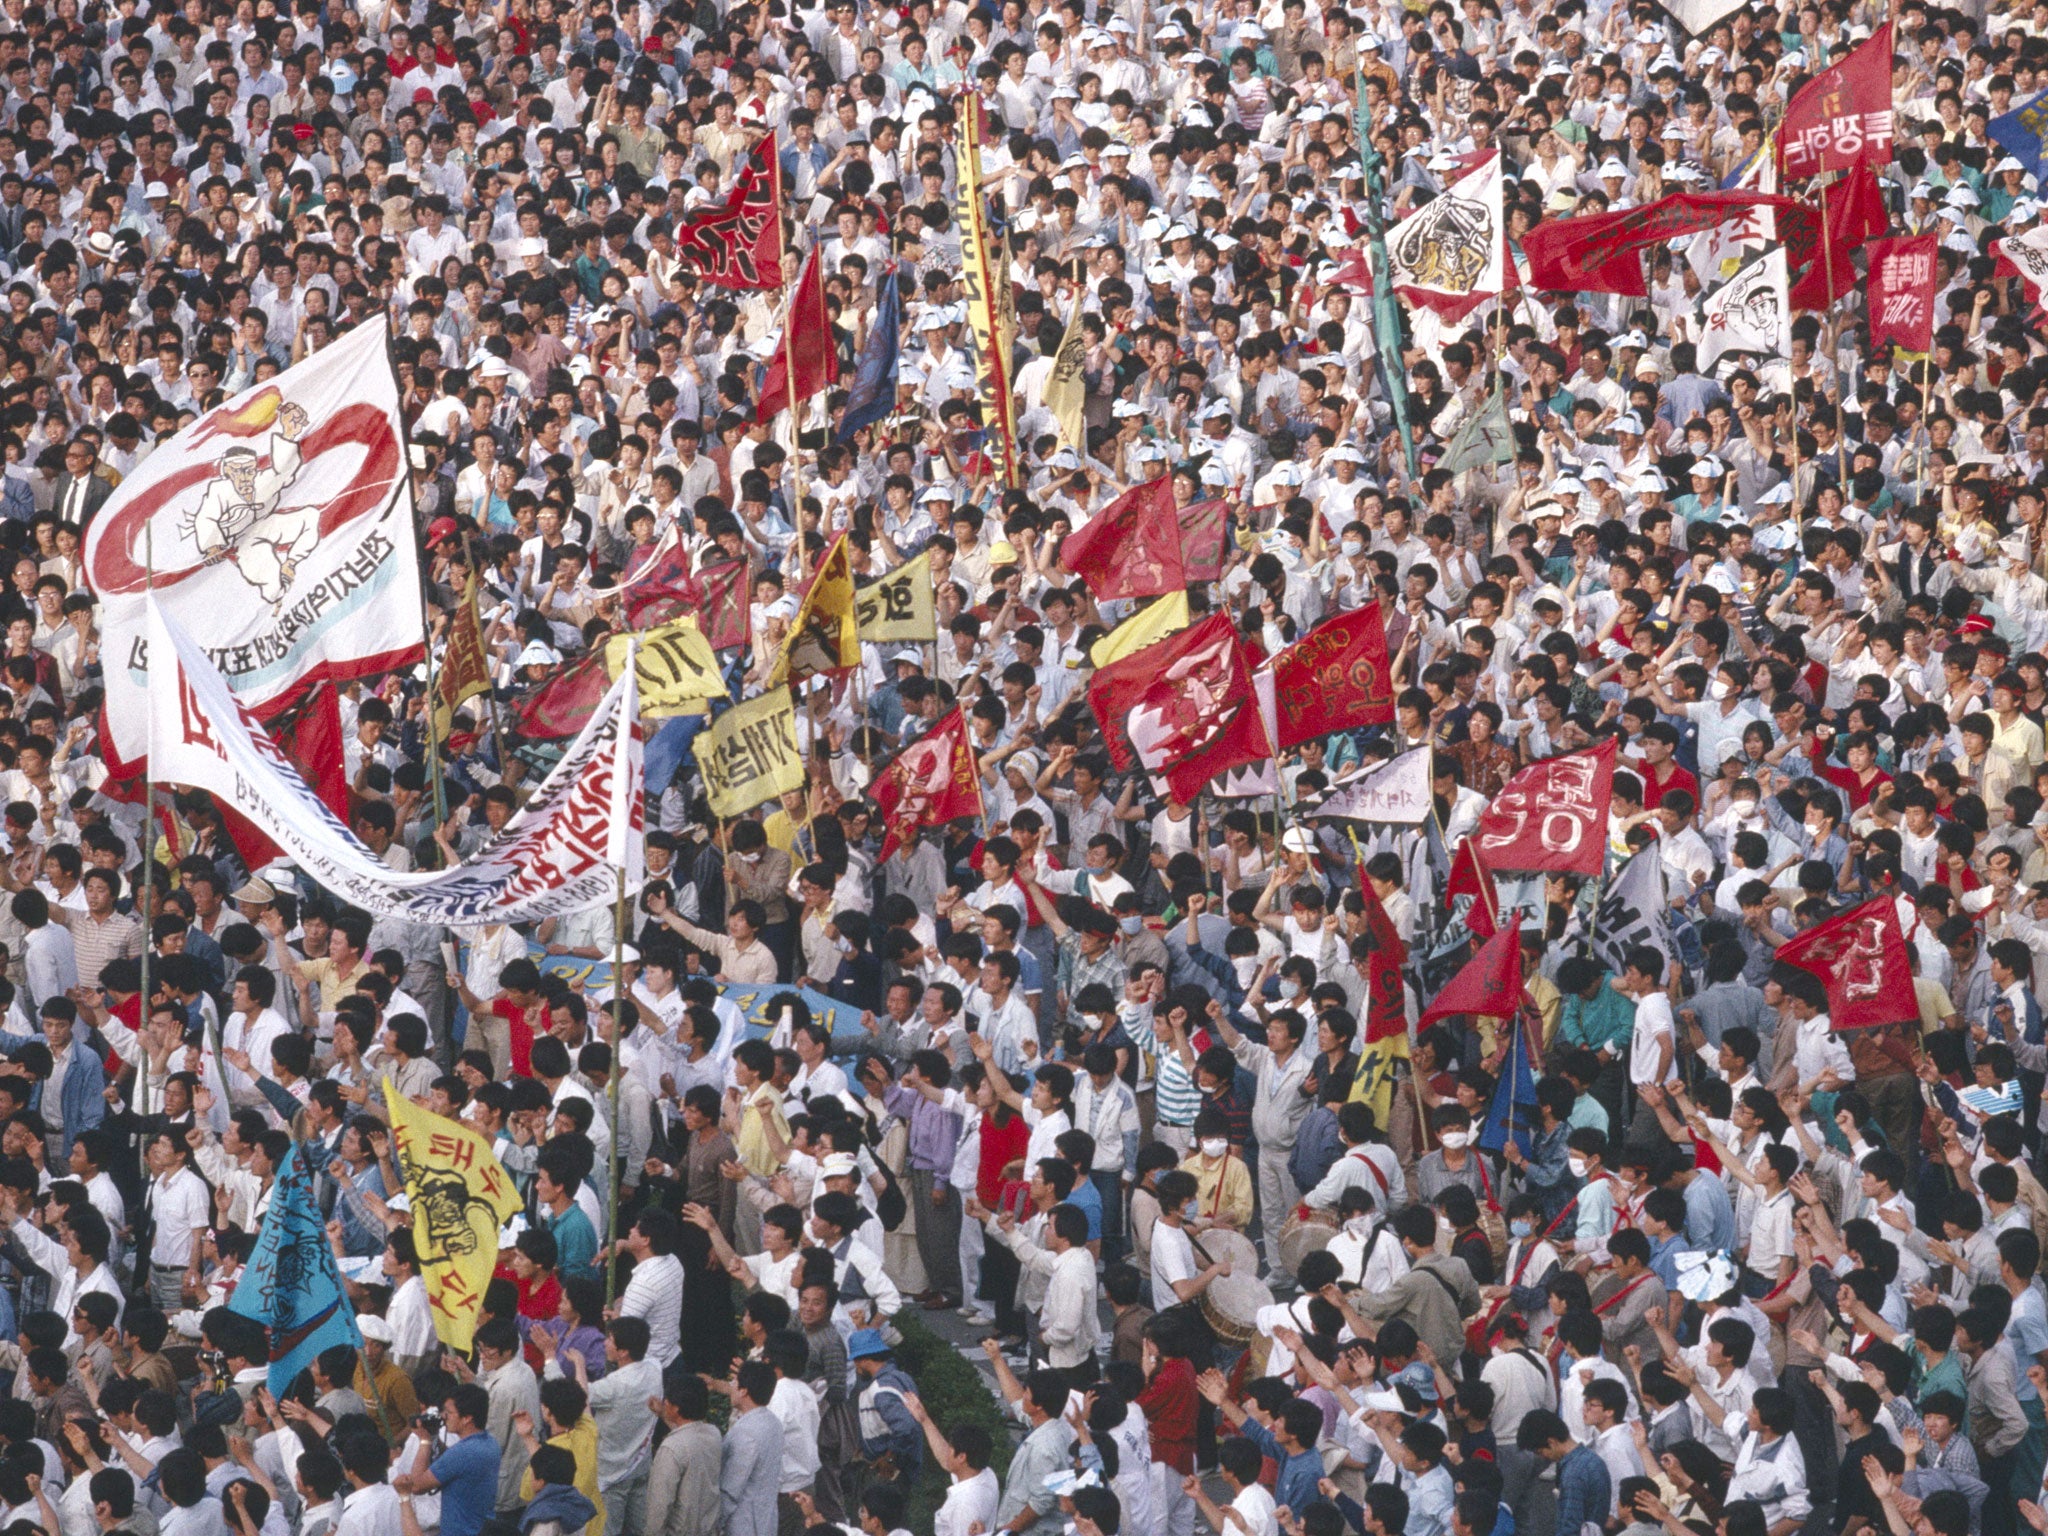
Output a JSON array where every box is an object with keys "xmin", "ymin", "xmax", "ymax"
[
  {"xmin": 1197, "ymin": 1230, "xmax": 1272, "ymax": 1347},
  {"xmin": 1278, "ymin": 1209, "xmax": 1339, "ymax": 1278}
]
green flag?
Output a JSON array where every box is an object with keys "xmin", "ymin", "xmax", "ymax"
[{"xmin": 1437, "ymin": 390, "xmax": 1515, "ymax": 475}]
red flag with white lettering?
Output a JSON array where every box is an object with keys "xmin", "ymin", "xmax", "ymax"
[
  {"xmin": 871, "ymin": 706, "xmax": 986, "ymax": 862},
  {"xmin": 1866, "ymin": 235, "xmax": 1940, "ymax": 353},
  {"xmin": 1446, "ymin": 839, "xmax": 1501, "ymax": 940},
  {"xmin": 1472, "ymin": 736, "xmax": 1619, "ymax": 874},
  {"xmin": 1775, "ymin": 896, "xmax": 1918, "ymax": 1031},
  {"xmin": 1088, "ymin": 614, "xmax": 1270, "ymax": 803},
  {"xmin": 1776, "ymin": 24, "xmax": 1894, "ymax": 181}
]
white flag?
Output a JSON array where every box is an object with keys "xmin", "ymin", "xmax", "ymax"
[
  {"xmin": 1589, "ymin": 846, "xmax": 1674, "ymax": 977},
  {"xmin": 1303, "ymin": 746, "xmax": 1435, "ymax": 825},
  {"xmin": 1659, "ymin": 0, "xmax": 1750, "ymax": 35},
  {"xmin": 148, "ymin": 598, "xmax": 643, "ymax": 922},
  {"xmin": 1388, "ymin": 151, "xmax": 1504, "ymax": 316},
  {"xmin": 88, "ymin": 317, "xmax": 425, "ymax": 765},
  {"xmin": 1698, "ymin": 248, "xmax": 1790, "ymax": 369},
  {"xmin": 1999, "ymin": 226, "xmax": 2048, "ymax": 308}
]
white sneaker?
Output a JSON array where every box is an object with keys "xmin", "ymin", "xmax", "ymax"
[{"xmin": 963, "ymin": 1308, "xmax": 996, "ymax": 1326}]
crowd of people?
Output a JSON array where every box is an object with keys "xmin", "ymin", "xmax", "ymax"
[{"xmin": 0, "ymin": 0, "xmax": 2042, "ymax": 1535}]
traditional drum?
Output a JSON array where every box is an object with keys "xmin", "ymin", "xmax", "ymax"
[
  {"xmin": 1278, "ymin": 1208, "xmax": 1340, "ymax": 1278},
  {"xmin": 1197, "ymin": 1230, "xmax": 1272, "ymax": 1347}
]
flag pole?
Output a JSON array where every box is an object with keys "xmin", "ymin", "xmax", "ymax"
[
  {"xmin": 1355, "ymin": 65, "xmax": 1419, "ymax": 480},
  {"xmin": 605, "ymin": 862, "xmax": 628, "ymax": 1305},
  {"xmin": 464, "ymin": 534, "xmax": 516, "ymax": 794},
  {"xmin": 783, "ymin": 252, "xmax": 808, "ymax": 531},
  {"xmin": 420, "ymin": 579, "xmax": 451, "ymax": 868},
  {"xmin": 137, "ymin": 522, "xmax": 155, "ymax": 1118}
]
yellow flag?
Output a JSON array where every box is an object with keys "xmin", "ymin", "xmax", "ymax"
[
  {"xmin": 1347, "ymin": 1034, "xmax": 1409, "ymax": 1125},
  {"xmin": 605, "ymin": 616, "xmax": 722, "ymax": 718},
  {"xmin": 1091, "ymin": 591, "xmax": 1191, "ymax": 667},
  {"xmin": 771, "ymin": 534, "xmax": 861, "ymax": 687},
  {"xmin": 384, "ymin": 1088, "xmax": 524, "ymax": 1353},
  {"xmin": 1044, "ymin": 312, "xmax": 1089, "ymax": 456},
  {"xmin": 702, "ymin": 688, "xmax": 806, "ymax": 818},
  {"xmin": 856, "ymin": 551, "xmax": 937, "ymax": 643}
]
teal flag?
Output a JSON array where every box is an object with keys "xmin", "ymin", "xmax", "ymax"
[
  {"xmin": 229, "ymin": 1144, "xmax": 362, "ymax": 1396},
  {"xmin": 1437, "ymin": 390, "xmax": 1515, "ymax": 475}
]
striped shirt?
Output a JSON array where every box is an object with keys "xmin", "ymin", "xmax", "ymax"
[
  {"xmin": 618, "ymin": 1251, "xmax": 685, "ymax": 1367},
  {"xmin": 1124, "ymin": 1007, "xmax": 1201, "ymax": 1128}
]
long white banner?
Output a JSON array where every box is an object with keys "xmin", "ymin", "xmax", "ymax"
[
  {"xmin": 148, "ymin": 599, "xmax": 642, "ymax": 922},
  {"xmin": 1303, "ymin": 745, "xmax": 1435, "ymax": 825},
  {"xmin": 89, "ymin": 318, "xmax": 426, "ymax": 764}
]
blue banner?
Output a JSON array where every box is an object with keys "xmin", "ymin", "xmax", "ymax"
[
  {"xmin": 229, "ymin": 1143, "xmax": 363, "ymax": 1396},
  {"xmin": 1477, "ymin": 1007, "xmax": 1540, "ymax": 1158},
  {"xmin": 1991, "ymin": 90, "xmax": 2048, "ymax": 182},
  {"xmin": 528, "ymin": 950, "xmax": 872, "ymax": 1052},
  {"xmin": 836, "ymin": 264, "xmax": 903, "ymax": 442}
]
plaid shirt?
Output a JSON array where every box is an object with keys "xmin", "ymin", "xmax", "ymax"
[{"xmin": 1055, "ymin": 932, "xmax": 1126, "ymax": 1031}]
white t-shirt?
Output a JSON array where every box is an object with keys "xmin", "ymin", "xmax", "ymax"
[
  {"xmin": 1630, "ymin": 991, "xmax": 1677, "ymax": 1087},
  {"xmin": 1231, "ymin": 1483, "xmax": 1280, "ymax": 1536},
  {"xmin": 1151, "ymin": 1220, "xmax": 1198, "ymax": 1314}
]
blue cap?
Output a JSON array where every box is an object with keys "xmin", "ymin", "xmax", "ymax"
[{"xmin": 847, "ymin": 1329, "xmax": 891, "ymax": 1361}]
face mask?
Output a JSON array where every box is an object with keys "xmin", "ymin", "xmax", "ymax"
[
  {"xmin": 1181, "ymin": 1198, "xmax": 1201, "ymax": 1220},
  {"xmin": 1567, "ymin": 1155, "xmax": 1589, "ymax": 1177},
  {"xmin": 1344, "ymin": 1215, "xmax": 1371, "ymax": 1236},
  {"xmin": 1510, "ymin": 1218, "xmax": 1535, "ymax": 1238},
  {"xmin": 1233, "ymin": 958, "xmax": 1260, "ymax": 985},
  {"xmin": 836, "ymin": 937, "xmax": 854, "ymax": 955},
  {"xmin": 741, "ymin": 851, "xmax": 763, "ymax": 864},
  {"xmin": 1341, "ymin": 537, "xmax": 1365, "ymax": 558},
  {"xmin": 1120, "ymin": 915, "xmax": 1143, "ymax": 935},
  {"xmin": 1200, "ymin": 1137, "xmax": 1228, "ymax": 1158},
  {"xmin": 1278, "ymin": 979, "xmax": 1301, "ymax": 1000},
  {"xmin": 1709, "ymin": 679, "xmax": 1732, "ymax": 700},
  {"xmin": 1440, "ymin": 1130, "xmax": 1471, "ymax": 1149}
]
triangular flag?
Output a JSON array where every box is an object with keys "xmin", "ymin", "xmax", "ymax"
[{"xmin": 1418, "ymin": 918, "xmax": 1524, "ymax": 1029}]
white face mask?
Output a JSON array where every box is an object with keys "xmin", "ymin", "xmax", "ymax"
[
  {"xmin": 1567, "ymin": 1155, "xmax": 1589, "ymax": 1177},
  {"xmin": 1341, "ymin": 537, "xmax": 1365, "ymax": 558},
  {"xmin": 1709, "ymin": 679, "xmax": 1732, "ymax": 700},
  {"xmin": 1440, "ymin": 1130, "xmax": 1471, "ymax": 1149},
  {"xmin": 1732, "ymin": 797, "xmax": 1758, "ymax": 816},
  {"xmin": 1278, "ymin": 979, "xmax": 1301, "ymax": 1000},
  {"xmin": 1200, "ymin": 1137, "xmax": 1228, "ymax": 1158},
  {"xmin": 1233, "ymin": 958, "xmax": 1260, "ymax": 985}
]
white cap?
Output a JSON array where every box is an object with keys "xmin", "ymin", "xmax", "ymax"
[
  {"xmin": 1203, "ymin": 398, "xmax": 1236, "ymax": 420},
  {"xmin": 1758, "ymin": 482, "xmax": 1796, "ymax": 505},
  {"xmin": 1692, "ymin": 455, "xmax": 1727, "ymax": 477},
  {"xmin": 1997, "ymin": 155, "xmax": 2028, "ymax": 174},
  {"xmin": 1329, "ymin": 445, "xmax": 1367, "ymax": 464},
  {"xmin": 1615, "ymin": 412, "xmax": 1645, "ymax": 434},
  {"xmin": 1598, "ymin": 158, "xmax": 1629, "ymax": 178},
  {"xmin": 1268, "ymin": 462, "xmax": 1304, "ymax": 486},
  {"xmin": 144, "ymin": 180, "xmax": 169, "ymax": 199},
  {"xmin": 1553, "ymin": 476, "xmax": 1587, "ymax": 496},
  {"xmin": 516, "ymin": 641, "xmax": 560, "ymax": 666}
]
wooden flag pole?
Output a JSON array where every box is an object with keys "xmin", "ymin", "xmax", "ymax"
[
  {"xmin": 419, "ymin": 580, "xmax": 451, "ymax": 866},
  {"xmin": 604, "ymin": 861, "xmax": 629, "ymax": 1305},
  {"xmin": 783, "ymin": 253, "xmax": 808, "ymax": 528},
  {"xmin": 137, "ymin": 520, "xmax": 156, "ymax": 1117}
]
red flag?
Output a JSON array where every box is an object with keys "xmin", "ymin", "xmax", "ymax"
[
  {"xmin": 1523, "ymin": 192, "xmax": 1819, "ymax": 297},
  {"xmin": 1418, "ymin": 919, "xmax": 1525, "ymax": 1029},
  {"xmin": 871, "ymin": 707, "xmax": 986, "ymax": 861},
  {"xmin": 756, "ymin": 245, "xmax": 839, "ymax": 423},
  {"xmin": 1087, "ymin": 614, "xmax": 1270, "ymax": 802},
  {"xmin": 1064, "ymin": 476, "xmax": 1187, "ymax": 599},
  {"xmin": 673, "ymin": 138, "xmax": 784, "ymax": 290},
  {"xmin": 620, "ymin": 538, "xmax": 696, "ymax": 629},
  {"xmin": 1866, "ymin": 235, "xmax": 1940, "ymax": 353},
  {"xmin": 1355, "ymin": 874, "xmax": 1409, "ymax": 1043},
  {"xmin": 1270, "ymin": 605, "xmax": 1395, "ymax": 748},
  {"xmin": 1776, "ymin": 897, "xmax": 1919, "ymax": 1032},
  {"xmin": 515, "ymin": 653, "xmax": 610, "ymax": 740},
  {"xmin": 1177, "ymin": 498, "xmax": 1232, "ymax": 583},
  {"xmin": 1788, "ymin": 163, "xmax": 1889, "ymax": 310},
  {"xmin": 1472, "ymin": 736, "xmax": 1618, "ymax": 875},
  {"xmin": 219, "ymin": 684, "xmax": 350, "ymax": 871},
  {"xmin": 1446, "ymin": 839, "xmax": 1501, "ymax": 940},
  {"xmin": 697, "ymin": 557, "xmax": 752, "ymax": 653},
  {"xmin": 1777, "ymin": 25, "xmax": 1894, "ymax": 181}
]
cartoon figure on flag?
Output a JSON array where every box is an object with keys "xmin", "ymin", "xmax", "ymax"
[{"xmin": 186, "ymin": 396, "xmax": 317, "ymax": 605}]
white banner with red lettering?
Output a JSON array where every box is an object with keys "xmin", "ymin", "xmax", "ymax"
[
  {"xmin": 88, "ymin": 318, "xmax": 426, "ymax": 764},
  {"xmin": 147, "ymin": 598, "xmax": 642, "ymax": 921}
]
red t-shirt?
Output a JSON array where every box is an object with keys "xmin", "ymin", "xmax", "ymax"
[
  {"xmin": 1137, "ymin": 1356, "xmax": 1199, "ymax": 1473},
  {"xmin": 977, "ymin": 1110, "xmax": 1030, "ymax": 1209},
  {"xmin": 497, "ymin": 999, "xmax": 535, "ymax": 1077},
  {"xmin": 1639, "ymin": 758, "xmax": 1699, "ymax": 809}
]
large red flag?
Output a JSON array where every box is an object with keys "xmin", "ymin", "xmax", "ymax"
[
  {"xmin": 756, "ymin": 245, "xmax": 839, "ymax": 422},
  {"xmin": 1446, "ymin": 838, "xmax": 1501, "ymax": 940},
  {"xmin": 1088, "ymin": 614, "xmax": 1270, "ymax": 802},
  {"xmin": 673, "ymin": 138, "xmax": 784, "ymax": 289},
  {"xmin": 1355, "ymin": 874, "xmax": 1410, "ymax": 1043},
  {"xmin": 1788, "ymin": 163, "xmax": 1889, "ymax": 310},
  {"xmin": 1523, "ymin": 192, "xmax": 1818, "ymax": 297},
  {"xmin": 1867, "ymin": 235, "xmax": 1940, "ymax": 353},
  {"xmin": 872, "ymin": 707, "xmax": 986, "ymax": 861},
  {"xmin": 1473, "ymin": 736, "xmax": 1619, "ymax": 874},
  {"xmin": 1777, "ymin": 25, "xmax": 1895, "ymax": 181},
  {"xmin": 1419, "ymin": 919, "xmax": 1525, "ymax": 1028},
  {"xmin": 697, "ymin": 556, "xmax": 752, "ymax": 653},
  {"xmin": 1271, "ymin": 605, "xmax": 1396, "ymax": 748},
  {"xmin": 620, "ymin": 538, "xmax": 696, "ymax": 629},
  {"xmin": 1064, "ymin": 476, "xmax": 1187, "ymax": 599},
  {"xmin": 1177, "ymin": 498, "xmax": 1231, "ymax": 583},
  {"xmin": 515, "ymin": 652, "xmax": 611, "ymax": 740},
  {"xmin": 1776, "ymin": 897, "xmax": 1918, "ymax": 1032}
]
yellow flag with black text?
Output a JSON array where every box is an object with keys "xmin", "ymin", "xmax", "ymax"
[
  {"xmin": 604, "ymin": 617, "xmax": 722, "ymax": 718},
  {"xmin": 701, "ymin": 688, "xmax": 806, "ymax": 818},
  {"xmin": 383, "ymin": 1087, "xmax": 524, "ymax": 1353},
  {"xmin": 771, "ymin": 534, "xmax": 862, "ymax": 687},
  {"xmin": 856, "ymin": 551, "xmax": 937, "ymax": 643}
]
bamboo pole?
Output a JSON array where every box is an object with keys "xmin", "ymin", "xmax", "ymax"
[{"xmin": 605, "ymin": 864, "xmax": 629, "ymax": 1305}]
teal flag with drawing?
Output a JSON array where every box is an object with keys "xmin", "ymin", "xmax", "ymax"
[{"xmin": 1437, "ymin": 390, "xmax": 1515, "ymax": 475}]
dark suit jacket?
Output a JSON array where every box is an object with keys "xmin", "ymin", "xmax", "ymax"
[{"xmin": 50, "ymin": 471, "xmax": 110, "ymax": 528}]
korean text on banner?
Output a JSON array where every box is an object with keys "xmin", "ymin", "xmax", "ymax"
[
  {"xmin": 701, "ymin": 689, "xmax": 806, "ymax": 819},
  {"xmin": 384, "ymin": 1088, "xmax": 525, "ymax": 1353}
]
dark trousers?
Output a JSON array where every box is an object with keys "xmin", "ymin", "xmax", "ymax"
[
  {"xmin": 909, "ymin": 1168, "xmax": 963, "ymax": 1300},
  {"xmin": 1092, "ymin": 1170, "xmax": 1126, "ymax": 1264},
  {"xmin": 678, "ymin": 1224, "xmax": 737, "ymax": 1375},
  {"xmin": 979, "ymin": 1235, "xmax": 1026, "ymax": 1338}
]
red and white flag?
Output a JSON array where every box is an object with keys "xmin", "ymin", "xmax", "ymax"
[
  {"xmin": 1388, "ymin": 151, "xmax": 1504, "ymax": 319},
  {"xmin": 673, "ymin": 139, "xmax": 784, "ymax": 290},
  {"xmin": 1473, "ymin": 737, "xmax": 1619, "ymax": 875},
  {"xmin": 1777, "ymin": 25, "xmax": 1895, "ymax": 180},
  {"xmin": 1089, "ymin": 614, "xmax": 1270, "ymax": 804},
  {"xmin": 1776, "ymin": 897, "xmax": 1918, "ymax": 1031},
  {"xmin": 871, "ymin": 707, "xmax": 985, "ymax": 862},
  {"xmin": 1999, "ymin": 225, "xmax": 2048, "ymax": 309},
  {"xmin": 1867, "ymin": 235, "xmax": 1940, "ymax": 352},
  {"xmin": 756, "ymin": 243, "xmax": 838, "ymax": 421}
]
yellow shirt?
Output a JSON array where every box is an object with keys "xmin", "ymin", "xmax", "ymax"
[
  {"xmin": 736, "ymin": 1082, "xmax": 790, "ymax": 1177},
  {"xmin": 299, "ymin": 956, "xmax": 371, "ymax": 1012},
  {"xmin": 520, "ymin": 1417, "xmax": 604, "ymax": 1536},
  {"xmin": 1179, "ymin": 1152, "xmax": 1253, "ymax": 1230}
]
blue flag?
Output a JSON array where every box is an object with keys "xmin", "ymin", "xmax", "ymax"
[
  {"xmin": 1991, "ymin": 90, "xmax": 2048, "ymax": 182},
  {"xmin": 229, "ymin": 1143, "xmax": 363, "ymax": 1396},
  {"xmin": 835, "ymin": 265, "xmax": 902, "ymax": 441},
  {"xmin": 1477, "ymin": 1006, "xmax": 1540, "ymax": 1158}
]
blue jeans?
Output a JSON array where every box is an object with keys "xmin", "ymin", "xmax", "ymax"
[{"xmin": 1091, "ymin": 1169, "xmax": 1126, "ymax": 1263}]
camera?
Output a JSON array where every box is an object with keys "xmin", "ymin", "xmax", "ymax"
[{"xmin": 418, "ymin": 1408, "xmax": 443, "ymax": 1435}]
